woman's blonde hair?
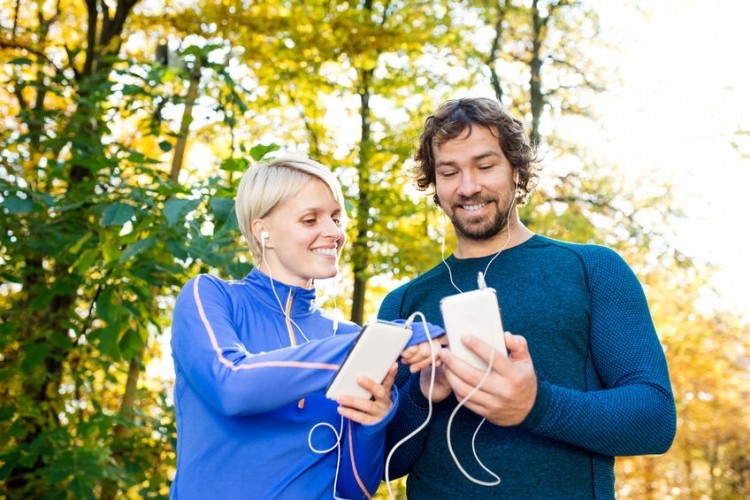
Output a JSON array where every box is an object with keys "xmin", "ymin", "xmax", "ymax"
[{"xmin": 235, "ymin": 156, "xmax": 346, "ymax": 264}]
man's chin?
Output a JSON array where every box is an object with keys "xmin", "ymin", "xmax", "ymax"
[{"xmin": 453, "ymin": 218, "xmax": 499, "ymax": 240}]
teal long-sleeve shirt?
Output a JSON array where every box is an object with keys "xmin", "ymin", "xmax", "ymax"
[{"xmin": 378, "ymin": 234, "xmax": 676, "ymax": 499}]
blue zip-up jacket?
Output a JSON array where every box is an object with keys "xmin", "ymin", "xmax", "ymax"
[{"xmin": 170, "ymin": 268, "xmax": 393, "ymax": 499}]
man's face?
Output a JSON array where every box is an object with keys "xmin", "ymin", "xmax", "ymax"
[{"xmin": 434, "ymin": 125, "xmax": 516, "ymax": 240}]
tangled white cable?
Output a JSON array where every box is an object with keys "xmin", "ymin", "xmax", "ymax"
[{"xmin": 384, "ymin": 311, "xmax": 438, "ymax": 499}]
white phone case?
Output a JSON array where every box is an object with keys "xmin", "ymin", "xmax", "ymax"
[
  {"xmin": 440, "ymin": 288, "xmax": 506, "ymax": 369},
  {"xmin": 325, "ymin": 320, "xmax": 412, "ymax": 400}
]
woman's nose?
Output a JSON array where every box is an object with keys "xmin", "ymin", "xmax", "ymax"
[{"xmin": 323, "ymin": 219, "xmax": 342, "ymax": 239}]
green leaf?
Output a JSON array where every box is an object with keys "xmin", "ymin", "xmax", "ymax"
[
  {"xmin": 69, "ymin": 248, "xmax": 99, "ymax": 274},
  {"xmin": 219, "ymin": 157, "xmax": 250, "ymax": 172},
  {"xmin": 163, "ymin": 198, "xmax": 200, "ymax": 226},
  {"xmin": 22, "ymin": 343, "xmax": 51, "ymax": 371},
  {"xmin": 0, "ymin": 450, "xmax": 19, "ymax": 480},
  {"xmin": 249, "ymin": 143, "xmax": 281, "ymax": 161},
  {"xmin": 181, "ymin": 45, "xmax": 205, "ymax": 58},
  {"xmin": 210, "ymin": 196, "xmax": 235, "ymax": 225},
  {"xmin": 120, "ymin": 83, "xmax": 144, "ymax": 96},
  {"xmin": 119, "ymin": 329, "xmax": 142, "ymax": 359},
  {"xmin": 0, "ymin": 406, "xmax": 14, "ymax": 421},
  {"xmin": 101, "ymin": 202, "xmax": 135, "ymax": 226},
  {"xmin": 96, "ymin": 287, "xmax": 116, "ymax": 323},
  {"xmin": 119, "ymin": 235, "xmax": 157, "ymax": 263},
  {"xmin": 165, "ymin": 238, "xmax": 189, "ymax": 259},
  {"xmin": 9, "ymin": 57, "xmax": 33, "ymax": 65},
  {"xmin": 159, "ymin": 140, "xmax": 173, "ymax": 152},
  {"xmin": 69, "ymin": 232, "xmax": 94, "ymax": 254},
  {"xmin": 96, "ymin": 324, "xmax": 121, "ymax": 356},
  {"xmin": 3, "ymin": 195, "xmax": 34, "ymax": 214},
  {"xmin": 101, "ymin": 237, "xmax": 121, "ymax": 267}
]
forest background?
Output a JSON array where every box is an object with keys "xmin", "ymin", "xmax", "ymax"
[{"xmin": 1, "ymin": 0, "xmax": 748, "ymax": 498}]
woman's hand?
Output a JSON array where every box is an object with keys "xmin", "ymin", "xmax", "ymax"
[
  {"xmin": 401, "ymin": 335, "xmax": 446, "ymax": 373},
  {"xmin": 335, "ymin": 362, "xmax": 398, "ymax": 425}
]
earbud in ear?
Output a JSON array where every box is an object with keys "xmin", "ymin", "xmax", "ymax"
[{"xmin": 260, "ymin": 231, "xmax": 269, "ymax": 241}]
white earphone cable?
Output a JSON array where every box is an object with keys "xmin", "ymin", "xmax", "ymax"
[
  {"xmin": 384, "ymin": 312, "xmax": 438, "ymax": 499},
  {"xmin": 441, "ymin": 185, "xmax": 516, "ymax": 294},
  {"xmin": 445, "ymin": 347, "xmax": 501, "ymax": 486},
  {"xmin": 261, "ymin": 236, "xmax": 311, "ymax": 343}
]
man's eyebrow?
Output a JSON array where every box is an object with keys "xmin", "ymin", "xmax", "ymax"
[{"xmin": 436, "ymin": 150, "xmax": 502, "ymax": 168}]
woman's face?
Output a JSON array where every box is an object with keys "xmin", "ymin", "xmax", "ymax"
[{"xmin": 260, "ymin": 178, "xmax": 345, "ymax": 287}]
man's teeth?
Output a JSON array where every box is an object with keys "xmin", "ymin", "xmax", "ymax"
[
  {"xmin": 463, "ymin": 202, "xmax": 486, "ymax": 212},
  {"xmin": 313, "ymin": 248, "xmax": 337, "ymax": 256}
]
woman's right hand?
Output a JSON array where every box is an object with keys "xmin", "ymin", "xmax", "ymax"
[{"xmin": 335, "ymin": 363, "xmax": 397, "ymax": 425}]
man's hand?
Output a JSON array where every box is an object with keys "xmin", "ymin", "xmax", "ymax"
[{"xmin": 441, "ymin": 332, "xmax": 537, "ymax": 426}]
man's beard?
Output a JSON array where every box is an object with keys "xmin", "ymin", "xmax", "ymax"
[{"xmin": 448, "ymin": 196, "xmax": 511, "ymax": 240}]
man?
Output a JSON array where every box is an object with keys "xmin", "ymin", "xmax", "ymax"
[{"xmin": 378, "ymin": 97, "xmax": 676, "ymax": 498}]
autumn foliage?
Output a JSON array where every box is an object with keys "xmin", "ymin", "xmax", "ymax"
[{"xmin": 1, "ymin": 0, "xmax": 748, "ymax": 498}]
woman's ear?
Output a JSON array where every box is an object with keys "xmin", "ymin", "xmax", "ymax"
[{"xmin": 251, "ymin": 219, "xmax": 268, "ymax": 245}]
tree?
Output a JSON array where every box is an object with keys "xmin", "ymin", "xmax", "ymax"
[
  {"xmin": 0, "ymin": 0, "xmax": 252, "ymax": 495},
  {"xmin": 2, "ymin": 1, "xmax": 747, "ymax": 497},
  {"xmin": 615, "ymin": 262, "xmax": 750, "ymax": 498},
  {"xmin": 150, "ymin": 0, "xmax": 462, "ymax": 324}
]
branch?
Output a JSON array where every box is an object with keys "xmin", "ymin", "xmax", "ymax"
[
  {"xmin": 548, "ymin": 56, "xmax": 606, "ymax": 92},
  {"xmin": 0, "ymin": 39, "xmax": 66, "ymax": 77}
]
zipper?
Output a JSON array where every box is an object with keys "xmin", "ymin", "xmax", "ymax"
[{"xmin": 284, "ymin": 290, "xmax": 306, "ymax": 410}]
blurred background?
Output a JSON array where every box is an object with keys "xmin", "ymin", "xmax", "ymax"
[{"xmin": 1, "ymin": 0, "xmax": 748, "ymax": 497}]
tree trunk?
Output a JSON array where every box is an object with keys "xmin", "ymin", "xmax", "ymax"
[
  {"xmin": 529, "ymin": 0, "xmax": 544, "ymax": 148},
  {"xmin": 350, "ymin": 67, "xmax": 374, "ymax": 325}
]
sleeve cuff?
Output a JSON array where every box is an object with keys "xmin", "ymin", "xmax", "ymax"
[
  {"xmin": 406, "ymin": 372, "xmax": 432, "ymax": 409},
  {"xmin": 519, "ymin": 379, "xmax": 551, "ymax": 430}
]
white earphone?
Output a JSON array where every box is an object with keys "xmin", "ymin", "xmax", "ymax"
[{"xmin": 260, "ymin": 231, "xmax": 269, "ymax": 249}]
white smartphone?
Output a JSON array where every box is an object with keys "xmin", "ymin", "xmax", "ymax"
[
  {"xmin": 325, "ymin": 320, "xmax": 412, "ymax": 400},
  {"xmin": 439, "ymin": 288, "xmax": 507, "ymax": 369}
]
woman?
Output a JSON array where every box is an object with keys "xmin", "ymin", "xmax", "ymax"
[{"xmin": 170, "ymin": 156, "xmax": 437, "ymax": 499}]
